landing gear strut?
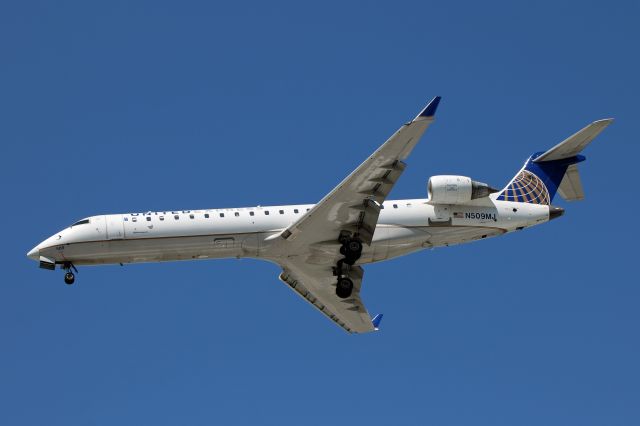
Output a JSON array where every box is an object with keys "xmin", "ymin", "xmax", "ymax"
[
  {"xmin": 338, "ymin": 232, "xmax": 362, "ymax": 266},
  {"xmin": 334, "ymin": 232, "xmax": 363, "ymax": 298},
  {"xmin": 62, "ymin": 262, "xmax": 77, "ymax": 285}
]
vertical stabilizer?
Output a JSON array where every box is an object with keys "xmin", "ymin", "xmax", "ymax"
[
  {"xmin": 496, "ymin": 119, "xmax": 612, "ymax": 204},
  {"xmin": 496, "ymin": 156, "xmax": 581, "ymax": 204}
]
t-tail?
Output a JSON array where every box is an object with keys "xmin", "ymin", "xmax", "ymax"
[{"xmin": 496, "ymin": 119, "xmax": 613, "ymax": 218}]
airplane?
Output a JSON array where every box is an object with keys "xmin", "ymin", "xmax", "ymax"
[{"xmin": 27, "ymin": 97, "xmax": 613, "ymax": 333}]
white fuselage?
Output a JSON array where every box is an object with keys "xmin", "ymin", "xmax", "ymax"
[{"xmin": 28, "ymin": 197, "xmax": 552, "ymax": 268}]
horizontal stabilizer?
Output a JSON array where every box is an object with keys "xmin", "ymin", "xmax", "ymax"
[
  {"xmin": 557, "ymin": 164, "xmax": 585, "ymax": 201},
  {"xmin": 534, "ymin": 119, "xmax": 613, "ymax": 162}
]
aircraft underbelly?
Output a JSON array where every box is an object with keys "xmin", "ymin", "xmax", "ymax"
[
  {"xmin": 363, "ymin": 225, "xmax": 506, "ymax": 263},
  {"xmin": 425, "ymin": 226, "xmax": 505, "ymax": 248},
  {"xmin": 53, "ymin": 224, "xmax": 505, "ymax": 267},
  {"xmin": 60, "ymin": 233, "xmax": 260, "ymax": 265}
]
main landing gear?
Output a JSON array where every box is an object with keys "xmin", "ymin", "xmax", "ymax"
[
  {"xmin": 62, "ymin": 262, "xmax": 77, "ymax": 285},
  {"xmin": 336, "ymin": 274, "xmax": 354, "ymax": 299},
  {"xmin": 339, "ymin": 235, "xmax": 363, "ymax": 266},
  {"xmin": 334, "ymin": 231, "xmax": 363, "ymax": 299}
]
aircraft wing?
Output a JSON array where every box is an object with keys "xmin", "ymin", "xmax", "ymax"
[
  {"xmin": 279, "ymin": 96, "xmax": 441, "ymax": 247},
  {"xmin": 278, "ymin": 259, "xmax": 375, "ymax": 333},
  {"xmin": 273, "ymin": 97, "xmax": 440, "ymax": 333}
]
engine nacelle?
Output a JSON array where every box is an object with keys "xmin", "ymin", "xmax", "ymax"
[{"xmin": 427, "ymin": 175, "xmax": 495, "ymax": 205}]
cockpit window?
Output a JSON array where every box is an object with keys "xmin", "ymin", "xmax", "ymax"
[{"xmin": 71, "ymin": 219, "xmax": 90, "ymax": 227}]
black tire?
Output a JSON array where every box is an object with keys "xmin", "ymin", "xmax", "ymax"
[
  {"xmin": 336, "ymin": 277, "xmax": 353, "ymax": 299},
  {"xmin": 342, "ymin": 256, "xmax": 356, "ymax": 266},
  {"xmin": 64, "ymin": 272, "xmax": 75, "ymax": 285},
  {"xmin": 348, "ymin": 239, "xmax": 362, "ymax": 254}
]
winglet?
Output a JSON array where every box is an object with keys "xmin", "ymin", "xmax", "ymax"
[
  {"xmin": 372, "ymin": 313, "xmax": 384, "ymax": 331},
  {"xmin": 415, "ymin": 96, "xmax": 441, "ymax": 120}
]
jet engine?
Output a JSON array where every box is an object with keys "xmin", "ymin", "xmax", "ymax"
[{"xmin": 427, "ymin": 175, "xmax": 497, "ymax": 205}]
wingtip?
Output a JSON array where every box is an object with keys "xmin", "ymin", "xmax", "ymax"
[
  {"xmin": 372, "ymin": 313, "xmax": 384, "ymax": 331},
  {"xmin": 594, "ymin": 118, "xmax": 614, "ymax": 125},
  {"xmin": 416, "ymin": 96, "xmax": 442, "ymax": 119}
]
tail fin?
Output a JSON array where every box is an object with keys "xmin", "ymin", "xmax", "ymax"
[{"xmin": 496, "ymin": 119, "xmax": 613, "ymax": 204}]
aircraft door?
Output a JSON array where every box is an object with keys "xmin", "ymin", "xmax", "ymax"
[{"xmin": 106, "ymin": 214, "xmax": 125, "ymax": 240}]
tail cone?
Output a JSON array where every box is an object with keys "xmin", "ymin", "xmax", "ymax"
[{"xmin": 549, "ymin": 206, "xmax": 565, "ymax": 220}]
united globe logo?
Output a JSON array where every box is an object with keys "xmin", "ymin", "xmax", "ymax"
[{"xmin": 497, "ymin": 170, "xmax": 550, "ymax": 205}]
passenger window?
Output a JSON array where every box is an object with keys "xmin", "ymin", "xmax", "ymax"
[
  {"xmin": 189, "ymin": 214, "xmax": 194, "ymax": 219},
  {"xmin": 132, "ymin": 217, "xmax": 137, "ymax": 222},
  {"xmin": 160, "ymin": 216, "xmax": 165, "ymax": 221},
  {"xmin": 146, "ymin": 217, "xmax": 151, "ymax": 221},
  {"xmin": 294, "ymin": 209, "xmax": 299, "ymax": 214},
  {"xmin": 306, "ymin": 208, "xmax": 310, "ymax": 211},
  {"xmin": 204, "ymin": 213, "xmax": 209, "ymax": 218},
  {"xmin": 174, "ymin": 215, "xmax": 179, "ymax": 220},
  {"xmin": 249, "ymin": 211, "xmax": 255, "ymax": 216},
  {"xmin": 393, "ymin": 204, "xmax": 398, "ymax": 209},
  {"xmin": 235, "ymin": 212, "xmax": 240, "ymax": 217},
  {"xmin": 220, "ymin": 213, "xmax": 225, "ymax": 218},
  {"xmin": 124, "ymin": 217, "xmax": 129, "ymax": 222},
  {"xmin": 279, "ymin": 210, "xmax": 284, "ymax": 214},
  {"xmin": 406, "ymin": 203, "xmax": 412, "ymax": 207},
  {"xmin": 265, "ymin": 211, "xmax": 270, "ymax": 215}
]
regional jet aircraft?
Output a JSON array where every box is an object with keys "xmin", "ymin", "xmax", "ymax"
[{"xmin": 27, "ymin": 97, "xmax": 613, "ymax": 333}]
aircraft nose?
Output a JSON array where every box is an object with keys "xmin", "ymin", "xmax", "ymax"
[{"xmin": 27, "ymin": 246, "xmax": 39, "ymax": 261}]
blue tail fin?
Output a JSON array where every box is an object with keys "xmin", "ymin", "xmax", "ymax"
[
  {"xmin": 496, "ymin": 154, "xmax": 585, "ymax": 204},
  {"xmin": 496, "ymin": 119, "xmax": 612, "ymax": 204}
]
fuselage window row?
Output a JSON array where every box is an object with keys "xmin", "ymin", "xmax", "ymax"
[{"xmin": 125, "ymin": 206, "xmax": 313, "ymax": 223}]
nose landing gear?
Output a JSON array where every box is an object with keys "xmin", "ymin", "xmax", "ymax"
[{"xmin": 62, "ymin": 262, "xmax": 77, "ymax": 285}]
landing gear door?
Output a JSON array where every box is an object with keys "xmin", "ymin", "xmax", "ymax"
[{"xmin": 106, "ymin": 214, "xmax": 125, "ymax": 240}]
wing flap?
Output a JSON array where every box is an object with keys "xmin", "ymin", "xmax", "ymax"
[{"xmin": 358, "ymin": 160, "xmax": 406, "ymax": 204}]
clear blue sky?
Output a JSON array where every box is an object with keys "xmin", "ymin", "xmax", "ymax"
[{"xmin": 1, "ymin": 1, "xmax": 638, "ymax": 424}]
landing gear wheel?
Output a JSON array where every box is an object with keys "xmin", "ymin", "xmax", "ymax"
[
  {"xmin": 64, "ymin": 272, "xmax": 75, "ymax": 285},
  {"xmin": 340, "ymin": 238, "xmax": 362, "ymax": 265},
  {"xmin": 347, "ymin": 240, "xmax": 362, "ymax": 254},
  {"xmin": 336, "ymin": 277, "xmax": 353, "ymax": 299}
]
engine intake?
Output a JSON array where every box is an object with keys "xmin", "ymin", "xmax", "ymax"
[{"xmin": 427, "ymin": 175, "xmax": 497, "ymax": 205}]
